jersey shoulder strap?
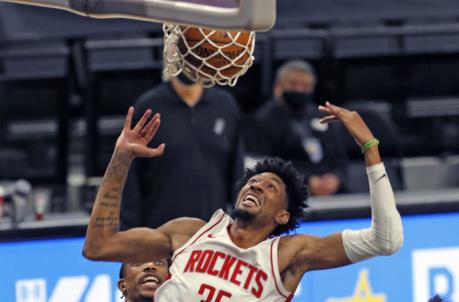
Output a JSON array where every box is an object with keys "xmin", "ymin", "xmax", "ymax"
[
  {"xmin": 172, "ymin": 209, "xmax": 227, "ymax": 262},
  {"xmin": 270, "ymin": 236, "xmax": 292, "ymax": 299}
]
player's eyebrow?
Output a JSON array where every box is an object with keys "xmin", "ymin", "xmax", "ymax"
[{"xmin": 269, "ymin": 176, "xmax": 283, "ymax": 186}]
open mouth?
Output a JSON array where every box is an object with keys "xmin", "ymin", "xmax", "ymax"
[
  {"xmin": 140, "ymin": 275, "xmax": 161, "ymax": 288},
  {"xmin": 241, "ymin": 194, "xmax": 260, "ymax": 208}
]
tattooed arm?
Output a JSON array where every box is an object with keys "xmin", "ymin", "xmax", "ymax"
[{"xmin": 83, "ymin": 107, "xmax": 205, "ymax": 263}]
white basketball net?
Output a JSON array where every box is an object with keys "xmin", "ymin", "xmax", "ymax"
[{"xmin": 162, "ymin": 23, "xmax": 256, "ymax": 87}]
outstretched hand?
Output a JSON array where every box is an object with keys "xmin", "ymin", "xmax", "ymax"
[
  {"xmin": 115, "ymin": 107, "xmax": 165, "ymax": 159},
  {"xmin": 318, "ymin": 102, "xmax": 374, "ymax": 147}
]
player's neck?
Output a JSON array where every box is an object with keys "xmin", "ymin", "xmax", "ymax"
[
  {"xmin": 125, "ymin": 296, "xmax": 152, "ymax": 302},
  {"xmin": 228, "ymin": 221, "xmax": 272, "ymax": 249},
  {"xmin": 171, "ymin": 78, "xmax": 203, "ymax": 107}
]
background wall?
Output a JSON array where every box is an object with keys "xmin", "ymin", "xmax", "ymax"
[{"xmin": 1, "ymin": 211, "xmax": 458, "ymax": 302}]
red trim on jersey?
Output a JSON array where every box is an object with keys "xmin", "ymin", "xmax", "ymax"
[
  {"xmin": 269, "ymin": 239, "xmax": 289, "ymax": 299},
  {"xmin": 285, "ymin": 293, "xmax": 294, "ymax": 302},
  {"xmin": 172, "ymin": 212, "xmax": 226, "ymax": 263}
]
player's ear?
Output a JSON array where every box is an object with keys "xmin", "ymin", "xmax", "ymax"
[
  {"xmin": 275, "ymin": 210, "xmax": 290, "ymax": 225},
  {"xmin": 117, "ymin": 279, "xmax": 126, "ymax": 296}
]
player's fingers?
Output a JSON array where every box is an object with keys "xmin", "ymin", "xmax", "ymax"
[
  {"xmin": 318, "ymin": 105, "xmax": 333, "ymax": 114},
  {"xmin": 140, "ymin": 113, "xmax": 160, "ymax": 137},
  {"xmin": 124, "ymin": 106, "xmax": 134, "ymax": 130},
  {"xmin": 148, "ymin": 143, "xmax": 165, "ymax": 157},
  {"xmin": 145, "ymin": 116, "xmax": 161, "ymax": 142},
  {"xmin": 326, "ymin": 101, "xmax": 352, "ymax": 117},
  {"xmin": 325, "ymin": 101, "xmax": 342, "ymax": 114},
  {"xmin": 129, "ymin": 143, "xmax": 165, "ymax": 157},
  {"xmin": 319, "ymin": 115, "xmax": 338, "ymax": 124},
  {"xmin": 133, "ymin": 109, "xmax": 152, "ymax": 133}
]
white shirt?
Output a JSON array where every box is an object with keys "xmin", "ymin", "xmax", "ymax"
[{"xmin": 154, "ymin": 209, "xmax": 293, "ymax": 302}]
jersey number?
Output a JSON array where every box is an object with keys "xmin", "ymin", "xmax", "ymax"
[{"xmin": 198, "ymin": 283, "xmax": 232, "ymax": 302}]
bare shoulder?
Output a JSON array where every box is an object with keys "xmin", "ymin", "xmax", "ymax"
[
  {"xmin": 279, "ymin": 234, "xmax": 319, "ymax": 257},
  {"xmin": 279, "ymin": 232, "xmax": 349, "ymax": 273},
  {"xmin": 279, "ymin": 234, "xmax": 319, "ymax": 252},
  {"xmin": 161, "ymin": 217, "xmax": 205, "ymax": 232},
  {"xmin": 280, "ymin": 233, "xmax": 316, "ymax": 242},
  {"xmin": 158, "ymin": 217, "xmax": 206, "ymax": 252},
  {"xmin": 272, "ymin": 234, "xmax": 320, "ymax": 291}
]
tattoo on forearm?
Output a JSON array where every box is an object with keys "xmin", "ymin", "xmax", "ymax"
[
  {"xmin": 93, "ymin": 212, "xmax": 119, "ymax": 230},
  {"xmin": 99, "ymin": 188, "xmax": 120, "ymax": 208},
  {"xmin": 99, "ymin": 200, "xmax": 119, "ymax": 208},
  {"xmin": 90, "ymin": 150, "xmax": 131, "ymax": 234},
  {"xmin": 93, "ymin": 221, "xmax": 119, "ymax": 231},
  {"xmin": 106, "ymin": 151, "xmax": 131, "ymax": 185},
  {"xmin": 103, "ymin": 191, "xmax": 119, "ymax": 200}
]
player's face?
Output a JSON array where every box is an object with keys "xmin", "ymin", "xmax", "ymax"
[
  {"xmin": 119, "ymin": 260, "xmax": 169, "ymax": 301},
  {"xmin": 235, "ymin": 172, "xmax": 289, "ymax": 224}
]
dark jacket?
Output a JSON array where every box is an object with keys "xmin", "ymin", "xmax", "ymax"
[
  {"xmin": 248, "ymin": 99, "xmax": 348, "ymax": 190},
  {"xmin": 121, "ymin": 82, "xmax": 244, "ymax": 229}
]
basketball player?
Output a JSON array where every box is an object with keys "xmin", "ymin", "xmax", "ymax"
[
  {"xmin": 429, "ymin": 295, "xmax": 448, "ymax": 302},
  {"xmin": 118, "ymin": 260, "xmax": 169, "ymax": 302},
  {"xmin": 83, "ymin": 101, "xmax": 403, "ymax": 301}
]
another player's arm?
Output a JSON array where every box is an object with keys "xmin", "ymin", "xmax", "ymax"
[
  {"xmin": 83, "ymin": 107, "xmax": 205, "ymax": 263},
  {"xmin": 280, "ymin": 103, "xmax": 403, "ymax": 289}
]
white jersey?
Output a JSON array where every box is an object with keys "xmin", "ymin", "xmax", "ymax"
[{"xmin": 155, "ymin": 209, "xmax": 293, "ymax": 302}]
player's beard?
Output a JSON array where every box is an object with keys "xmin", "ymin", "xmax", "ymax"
[{"xmin": 230, "ymin": 208, "xmax": 256, "ymax": 221}]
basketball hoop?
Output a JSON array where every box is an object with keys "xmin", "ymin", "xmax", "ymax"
[
  {"xmin": 162, "ymin": 23, "xmax": 256, "ymax": 87},
  {"xmin": 0, "ymin": 0, "xmax": 276, "ymax": 31}
]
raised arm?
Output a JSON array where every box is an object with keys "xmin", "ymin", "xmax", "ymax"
[
  {"xmin": 83, "ymin": 107, "xmax": 205, "ymax": 263},
  {"xmin": 279, "ymin": 102, "xmax": 403, "ymax": 291}
]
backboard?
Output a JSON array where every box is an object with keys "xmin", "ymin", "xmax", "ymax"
[{"xmin": 0, "ymin": 0, "xmax": 277, "ymax": 31}]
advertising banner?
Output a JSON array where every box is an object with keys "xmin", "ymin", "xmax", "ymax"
[{"xmin": 1, "ymin": 212, "xmax": 458, "ymax": 301}]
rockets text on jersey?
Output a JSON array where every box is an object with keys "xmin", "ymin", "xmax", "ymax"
[{"xmin": 154, "ymin": 209, "xmax": 293, "ymax": 302}]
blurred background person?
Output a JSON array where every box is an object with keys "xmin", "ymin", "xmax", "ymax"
[
  {"xmin": 118, "ymin": 259, "xmax": 169, "ymax": 302},
  {"xmin": 121, "ymin": 73, "xmax": 244, "ymax": 229},
  {"xmin": 245, "ymin": 60, "xmax": 348, "ymax": 196},
  {"xmin": 429, "ymin": 295, "xmax": 448, "ymax": 302}
]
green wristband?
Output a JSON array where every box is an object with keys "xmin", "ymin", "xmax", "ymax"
[{"xmin": 361, "ymin": 138, "xmax": 380, "ymax": 154}]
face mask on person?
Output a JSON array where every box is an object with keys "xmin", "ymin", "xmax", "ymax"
[
  {"xmin": 282, "ymin": 91, "xmax": 314, "ymax": 110},
  {"xmin": 177, "ymin": 72, "xmax": 196, "ymax": 85}
]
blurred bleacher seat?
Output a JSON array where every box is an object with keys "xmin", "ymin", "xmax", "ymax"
[
  {"xmin": 399, "ymin": 96, "xmax": 459, "ymax": 156},
  {"xmin": 272, "ymin": 29, "xmax": 327, "ymax": 60},
  {"xmin": 403, "ymin": 23, "xmax": 459, "ymax": 55},
  {"xmin": 341, "ymin": 100, "xmax": 404, "ymax": 192},
  {"xmin": 83, "ymin": 35, "xmax": 164, "ymax": 176},
  {"xmin": 332, "ymin": 26, "xmax": 401, "ymax": 59},
  {"xmin": 402, "ymin": 155, "xmax": 459, "ymax": 190},
  {"xmin": 0, "ymin": 40, "xmax": 70, "ymax": 185}
]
